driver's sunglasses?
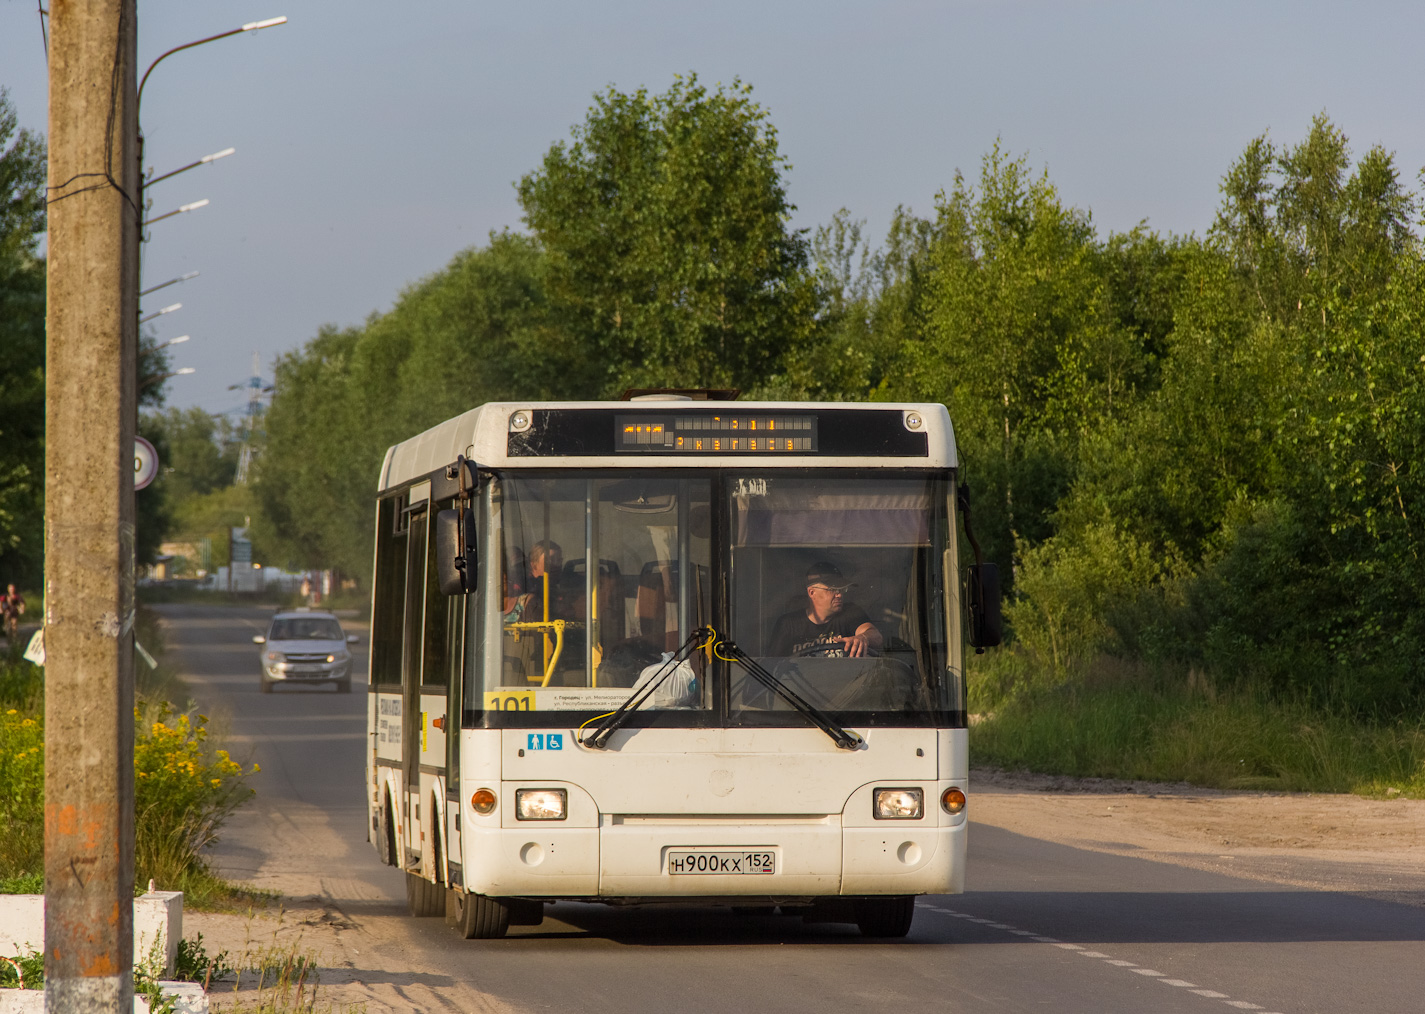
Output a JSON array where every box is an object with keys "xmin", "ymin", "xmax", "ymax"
[{"xmin": 809, "ymin": 585, "xmax": 845, "ymax": 595}]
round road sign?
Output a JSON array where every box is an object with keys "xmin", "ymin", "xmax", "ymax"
[{"xmin": 134, "ymin": 436, "xmax": 159, "ymax": 490}]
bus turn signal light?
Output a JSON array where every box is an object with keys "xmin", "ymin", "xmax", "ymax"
[
  {"xmin": 471, "ymin": 788, "xmax": 497, "ymax": 814},
  {"xmin": 941, "ymin": 788, "xmax": 967, "ymax": 814}
]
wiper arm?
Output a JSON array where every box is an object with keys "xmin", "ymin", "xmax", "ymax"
[
  {"xmin": 580, "ymin": 627, "xmax": 712, "ymax": 750},
  {"xmin": 713, "ymin": 635, "xmax": 863, "ymax": 751}
]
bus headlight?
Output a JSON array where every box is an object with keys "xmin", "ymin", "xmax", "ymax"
[
  {"xmin": 941, "ymin": 787, "xmax": 967, "ymax": 814},
  {"xmin": 515, "ymin": 788, "xmax": 567, "ymax": 821},
  {"xmin": 471, "ymin": 788, "xmax": 497, "ymax": 815},
  {"xmin": 873, "ymin": 787, "xmax": 924, "ymax": 820}
]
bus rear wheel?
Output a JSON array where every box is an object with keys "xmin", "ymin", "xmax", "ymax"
[
  {"xmin": 405, "ymin": 872, "xmax": 445, "ymax": 916},
  {"xmin": 446, "ymin": 888, "xmax": 511, "ymax": 939},
  {"xmin": 855, "ymin": 896, "xmax": 915, "ymax": 938}
]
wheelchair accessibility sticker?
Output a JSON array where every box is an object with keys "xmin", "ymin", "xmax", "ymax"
[{"xmin": 527, "ymin": 733, "xmax": 563, "ymax": 751}]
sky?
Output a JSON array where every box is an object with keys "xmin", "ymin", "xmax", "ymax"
[{"xmin": 3, "ymin": 1, "xmax": 1423, "ymax": 418}]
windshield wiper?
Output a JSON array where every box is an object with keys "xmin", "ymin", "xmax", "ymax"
[
  {"xmin": 712, "ymin": 635, "xmax": 863, "ymax": 751},
  {"xmin": 581, "ymin": 628, "xmax": 712, "ymax": 750}
]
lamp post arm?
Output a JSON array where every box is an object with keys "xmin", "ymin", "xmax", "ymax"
[{"xmin": 138, "ymin": 17, "xmax": 287, "ymax": 114}]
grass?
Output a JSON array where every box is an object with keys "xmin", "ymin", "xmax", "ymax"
[
  {"xmin": 971, "ymin": 664, "xmax": 1425, "ymax": 797},
  {"xmin": 203, "ymin": 912, "xmax": 367, "ymax": 1014}
]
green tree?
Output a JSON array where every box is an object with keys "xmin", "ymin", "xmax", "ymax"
[
  {"xmin": 891, "ymin": 144, "xmax": 1148, "ymax": 580},
  {"xmin": 518, "ymin": 75, "xmax": 814, "ymax": 395},
  {"xmin": 0, "ymin": 89, "xmax": 46, "ymax": 590}
]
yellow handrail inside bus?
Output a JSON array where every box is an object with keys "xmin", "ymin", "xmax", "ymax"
[{"xmin": 505, "ymin": 619, "xmax": 583, "ymax": 686}]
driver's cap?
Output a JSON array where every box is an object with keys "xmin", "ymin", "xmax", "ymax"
[{"xmin": 806, "ymin": 561, "xmax": 854, "ymax": 590}]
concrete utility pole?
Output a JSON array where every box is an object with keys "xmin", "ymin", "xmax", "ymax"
[{"xmin": 44, "ymin": 1, "xmax": 139, "ymax": 1011}]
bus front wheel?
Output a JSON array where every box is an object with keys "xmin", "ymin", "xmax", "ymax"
[
  {"xmin": 446, "ymin": 888, "xmax": 511, "ymax": 939},
  {"xmin": 855, "ymin": 896, "xmax": 915, "ymax": 938}
]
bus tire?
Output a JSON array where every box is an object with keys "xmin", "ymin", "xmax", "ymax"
[
  {"xmin": 405, "ymin": 871, "xmax": 445, "ymax": 917},
  {"xmin": 447, "ymin": 888, "xmax": 511, "ymax": 939},
  {"xmin": 854, "ymin": 896, "xmax": 915, "ymax": 938},
  {"xmin": 376, "ymin": 797, "xmax": 397, "ymax": 867}
]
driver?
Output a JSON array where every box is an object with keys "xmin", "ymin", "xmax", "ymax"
[{"xmin": 768, "ymin": 562, "xmax": 883, "ymax": 658}]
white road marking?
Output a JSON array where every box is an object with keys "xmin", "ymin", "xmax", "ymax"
[{"xmin": 928, "ymin": 905, "xmax": 1289, "ymax": 1012}]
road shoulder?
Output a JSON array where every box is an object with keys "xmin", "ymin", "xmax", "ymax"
[{"xmin": 972, "ymin": 766, "xmax": 1425, "ymax": 907}]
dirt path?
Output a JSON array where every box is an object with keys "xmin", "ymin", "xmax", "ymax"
[{"xmin": 972, "ymin": 767, "xmax": 1425, "ymax": 907}]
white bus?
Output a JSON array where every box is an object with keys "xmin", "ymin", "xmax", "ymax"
[{"xmin": 365, "ymin": 395, "xmax": 999, "ymax": 938}]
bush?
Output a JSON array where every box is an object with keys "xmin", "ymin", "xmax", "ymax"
[
  {"xmin": 134, "ymin": 703, "xmax": 258, "ymax": 894},
  {"xmin": 0, "ymin": 706, "xmax": 43, "ymax": 882},
  {"xmin": 0, "ymin": 699, "xmax": 259, "ymax": 894}
]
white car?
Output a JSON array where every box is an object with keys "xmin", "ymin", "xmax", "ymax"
[{"xmin": 253, "ymin": 610, "xmax": 358, "ymax": 693}]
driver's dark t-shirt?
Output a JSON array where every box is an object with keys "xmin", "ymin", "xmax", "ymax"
[{"xmin": 767, "ymin": 604, "xmax": 872, "ymax": 657}]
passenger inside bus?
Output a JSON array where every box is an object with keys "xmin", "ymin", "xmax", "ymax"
[
  {"xmin": 766, "ymin": 561, "xmax": 884, "ymax": 658},
  {"xmin": 503, "ymin": 540, "xmax": 564, "ymax": 683}
]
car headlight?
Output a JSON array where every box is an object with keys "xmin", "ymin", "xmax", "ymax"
[
  {"xmin": 873, "ymin": 787, "xmax": 924, "ymax": 820},
  {"xmin": 515, "ymin": 788, "xmax": 567, "ymax": 821}
]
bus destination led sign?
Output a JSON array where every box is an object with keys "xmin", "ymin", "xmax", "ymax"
[{"xmin": 615, "ymin": 414, "xmax": 818, "ymax": 454}]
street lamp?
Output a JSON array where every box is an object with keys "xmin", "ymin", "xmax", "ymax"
[
  {"xmin": 153, "ymin": 335, "xmax": 191, "ymax": 352},
  {"xmin": 144, "ymin": 198, "xmax": 209, "ymax": 229},
  {"xmin": 140, "ymin": 271, "xmax": 200, "ymax": 297},
  {"xmin": 140, "ymin": 302, "xmax": 182, "ymax": 324},
  {"xmin": 133, "ymin": 15, "xmax": 288, "ymax": 403},
  {"xmin": 138, "ymin": 17, "xmax": 289, "ymax": 111},
  {"xmin": 140, "ymin": 367, "xmax": 197, "ymax": 391},
  {"xmin": 147, "ymin": 148, "xmax": 235, "ymax": 189}
]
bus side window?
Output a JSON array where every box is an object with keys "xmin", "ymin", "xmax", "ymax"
[{"xmin": 370, "ymin": 494, "xmax": 408, "ymax": 686}]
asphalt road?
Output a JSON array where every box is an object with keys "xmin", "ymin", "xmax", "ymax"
[{"xmin": 157, "ymin": 603, "xmax": 1425, "ymax": 1014}]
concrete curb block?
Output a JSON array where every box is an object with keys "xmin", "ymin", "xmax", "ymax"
[
  {"xmin": 0, "ymin": 890, "xmax": 182, "ymax": 975},
  {"xmin": 0, "ymin": 980, "xmax": 207, "ymax": 1013}
]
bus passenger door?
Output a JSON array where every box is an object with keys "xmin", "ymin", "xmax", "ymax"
[{"xmin": 401, "ymin": 493, "xmax": 430, "ymax": 866}]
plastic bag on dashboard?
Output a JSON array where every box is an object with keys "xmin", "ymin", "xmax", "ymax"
[{"xmin": 631, "ymin": 652, "xmax": 700, "ymax": 709}]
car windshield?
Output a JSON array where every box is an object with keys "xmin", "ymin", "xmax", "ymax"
[
  {"xmin": 270, "ymin": 617, "xmax": 344, "ymax": 641},
  {"xmin": 727, "ymin": 475, "xmax": 954, "ymax": 717}
]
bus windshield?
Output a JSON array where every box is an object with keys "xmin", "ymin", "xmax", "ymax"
[
  {"xmin": 482, "ymin": 474, "xmax": 713, "ymax": 712},
  {"xmin": 475, "ymin": 471, "xmax": 957, "ymax": 721},
  {"xmin": 727, "ymin": 475, "xmax": 954, "ymax": 718}
]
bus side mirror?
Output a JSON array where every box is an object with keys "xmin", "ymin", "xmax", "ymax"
[
  {"xmin": 967, "ymin": 563, "xmax": 1002, "ymax": 650},
  {"xmin": 435, "ymin": 508, "xmax": 477, "ymax": 595}
]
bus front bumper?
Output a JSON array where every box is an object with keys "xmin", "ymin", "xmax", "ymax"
[{"xmin": 461, "ymin": 817, "xmax": 966, "ymax": 899}]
